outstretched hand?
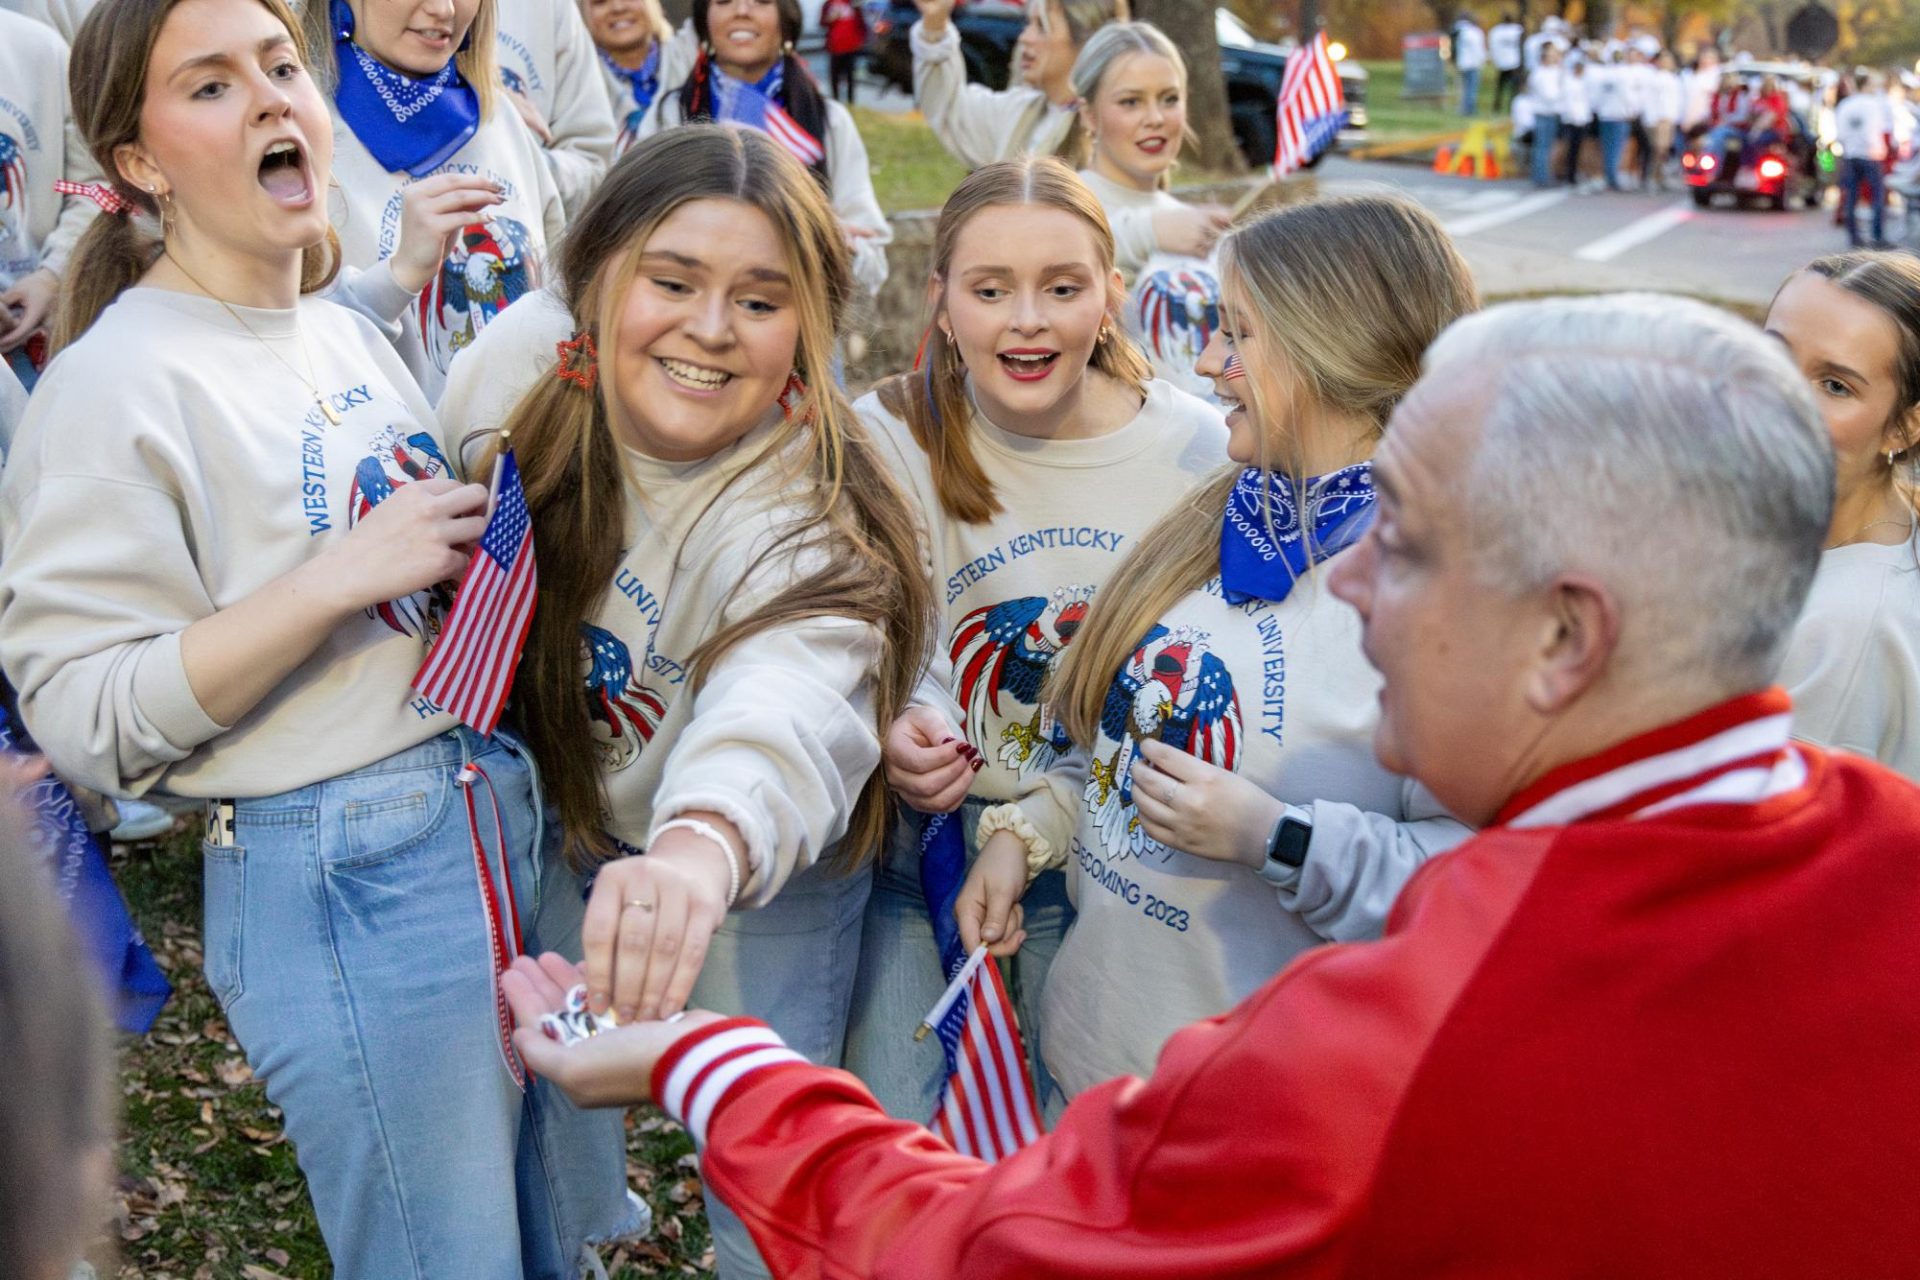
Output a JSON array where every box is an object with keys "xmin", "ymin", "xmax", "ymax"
[{"xmin": 504, "ymin": 953, "xmax": 725, "ymax": 1108}]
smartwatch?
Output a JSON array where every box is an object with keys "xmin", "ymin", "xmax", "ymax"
[{"xmin": 1255, "ymin": 804, "xmax": 1314, "ymax": 887}]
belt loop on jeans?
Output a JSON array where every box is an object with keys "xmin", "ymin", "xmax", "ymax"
[{"xmin": 457, "ymin": 749, "xmax": 527, "ymax": 1090}]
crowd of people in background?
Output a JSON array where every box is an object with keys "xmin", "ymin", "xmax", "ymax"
[
  {"xmin": 2, "ymin": 0, "xmax": 1919, "ymax": 1276},
  {"xmin": 1452, "ymin": 7, "xmax": 1920, "ymax": 247}
]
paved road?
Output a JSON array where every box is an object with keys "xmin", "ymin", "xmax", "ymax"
[{"xmin": 1314, "ymin": 157, "xmax": 1879, "ymax": 307}]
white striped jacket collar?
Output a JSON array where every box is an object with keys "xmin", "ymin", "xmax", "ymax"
[{"xmin": 1498, "ymin": 688, "xmax": 1808, "ymax": 830}]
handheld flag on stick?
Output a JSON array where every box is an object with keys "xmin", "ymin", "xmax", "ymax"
[
  {"xmin": 1272, "ymin": 32, "xmax": 1347, "ymax": 178},
  {"xmin": 712, "ymin": 70, "xmax": 826, "ymax": 167},
  {"xmin": 0, "ymin": 702, "xmax": 171, "ymax": 1032},
  {"xmin": 413, "ymin": 447, "xmax": 538, "ymax": 736},
  {"xmin": 916, "ymin": 811, "xmax": 1045, "ymax": 1161}
]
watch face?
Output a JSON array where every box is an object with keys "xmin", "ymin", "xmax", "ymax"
[{"xmin": 1272, "ymin": 815, "xmax": 1312, "ymax": 868}]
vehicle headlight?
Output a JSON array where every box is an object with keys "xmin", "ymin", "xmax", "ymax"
[{"xmin": 1327, "ymin": 40, "xmax": 1348, "ymax": 61}]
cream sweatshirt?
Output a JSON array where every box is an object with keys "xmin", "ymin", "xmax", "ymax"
[
  {"xmin": 0, "ymin": 0, "xmax": 92, "ymax": 43},
  {"xmin": 911, "ymin": 19, "xmax": 1076, "ymax": 167},
  {"xmin": 0, "ymin": 11, "xmax": 102, "ymax": 290},
  {"xmin": 328, "ymin": 99, "xmax": 565, "ymax": 403},
  {"xmin": 447, "ymin": 321, "xmax": 886, "ymax": 906},
  {"xmin": 602, "ymin": 23, "xmax": 700, "ymax": 152},
  {"xmin": 0, "ymin": 287, "xmax": 457, "ymax": 800},
  {"xmin": 633, "ymin": 88, "xmax": 890, "ymax": 297},
  {"xmin": 493, "ymin": 0, "xmax": 617, "ymax": 216},
  {"xmin": 855, "ymin": 379, "xmax": 1228, "ymax": 849},
  {"xmin": 1032, "ymin": 562, "xmax": 1468, "ymax": 1097},
  {"xmin": 1078, "ymin": 168, "xmax": 1223, "ymax": 403},
  {"xmin": 1780, "ymin": 529, "xmax": 1920, "ymax": 781}
]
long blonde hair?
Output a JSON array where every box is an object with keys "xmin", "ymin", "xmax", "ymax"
[
  {"xmin": 299, "ymin": 0, "xmax": 500, "ymax": 120},
  {"xmin": 54, "ymin": 0, "xmax": 340, "ymax": 349},
  {"xmin": 1051, "ymin": 195, "xmax": 1480, "ymax": 747},
  {"xmin": 488, "ymin": 127, "xmax": 933, "ymax": 869},
  {"xmin": 1068, "ymin": 21, "xmax": 1188, "ymax": 175},
  {"xmin": 874, "ymin": 156, "xmax": 1151, "ymax": 523}
]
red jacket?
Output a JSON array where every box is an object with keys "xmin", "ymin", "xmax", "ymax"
[
  {"xmin": 823, "ymin": 0, "xmax": 866, "ymax": 56},
  {"xmin": 655, "ymin": 688, "xmax": 1920, "ymax": 1279}
]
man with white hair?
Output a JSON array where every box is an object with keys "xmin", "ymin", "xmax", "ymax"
[{"xmin": 501, "ymin": 296, "xmax": 1920, "ymax": 1279}]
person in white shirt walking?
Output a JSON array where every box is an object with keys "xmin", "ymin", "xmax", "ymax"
[
  {"xmin": 1525, "ymin": 40, "xmax": 1566, "ymax": 188},
  {"xmin": 1489, "ymin": 13, "xmax": 1524, "ymax": 112},
  {"xmin": 1642, "ymin": 50, "xmax": 1682, "ymax": 189},
  {"xmin": 1452, "ymin": 15, "xmax": 1486, "ymax": 116},
  {"xmin": 1835, "ymin": 72, "xmax": 1892, "ymax": 247}
]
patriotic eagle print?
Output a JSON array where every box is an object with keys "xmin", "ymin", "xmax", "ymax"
[
  {"xmin": 0, "ymin": 132, "xmax": 24, "ymax": 215},
  {"xmin": 348, "ymin": 425, "xmax": 456, "ymax": 639},
  {"xmin": 949, "ymin": 587, "xmax": 1093, "ymax": 778},
  {"xmin": 581, "ymin": 623, "xmax": 669, "ymax": 772},
  {"xmin": 417, "ymin": 215, "xmax": 541, "ymax": 374},
  {"xmin": 1128, "ymin": 257, "xmax": 1221, "ymax": 368},
  {"xmin": 1086, "ymin": 624, "xmax": 1243, "ymax": 860}
]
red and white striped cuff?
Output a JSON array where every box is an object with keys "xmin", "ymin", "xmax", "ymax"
[{"xmin": 652, "ymin": 1018, "xmax": 807, "ymax": 1146}]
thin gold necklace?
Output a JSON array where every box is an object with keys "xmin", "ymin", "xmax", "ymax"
[{"xmin": 164, "ymin": 252, "xmax": 341, "ymax": 425}]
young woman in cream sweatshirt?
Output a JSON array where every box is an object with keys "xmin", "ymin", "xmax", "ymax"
[
  {"xmin": 841, "ymin": 156, "xmax": 1227, "ymax": 1123},
  {"xmin": 462, "ymin": 125, "xmax": 931, "ymax": 1280}
]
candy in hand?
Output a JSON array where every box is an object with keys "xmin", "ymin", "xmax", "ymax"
[{"xmin": 539, "ymin": 983, "xmax": 623, "ymax": 1046}]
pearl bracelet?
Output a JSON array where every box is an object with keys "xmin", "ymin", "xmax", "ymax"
[{"xmin": 652, "ymin": 817, "xmax": 743, "ymax": 907}]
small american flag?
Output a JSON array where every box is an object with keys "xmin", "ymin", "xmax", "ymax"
[
  {"xmin": 1224, "ymin": 351, "xmax": 1246, "ymax": 380},
  {"xmin": 1273, "ymin": 32, "xmax": 1347, "ymax": 178},
  {"xmin": 713, "ymin": 71, "xmax": 826, "ymax": 166},
  {"xmin": 413, "ymin": 448, "xmax": 538, "ymax": 735},
  {"xmin": 917, "ymin": 813, "xmax": 1045, "ymax": 1162}
]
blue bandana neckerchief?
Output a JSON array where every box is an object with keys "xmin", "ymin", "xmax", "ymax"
[
  {"xmin": 603, "ymin": 43, "xmax": 663, "ymax": 117},
  {"xmin": 1218, "ymin": 462, "xmax": 1377, "ymax": 605},
  {"xmin": 332, "ymin": 0, "xmax": 480, "ymax": 177},
  {"xmin": 712, "ymin": 59, "xmax": 787, "ymax": 117}
]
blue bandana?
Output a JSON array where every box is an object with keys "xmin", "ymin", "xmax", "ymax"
[
  {"xmin": 603, "ymin": 43, "xmax": 662, "ymax": 118},
  {"xmin": 1218, "ymin": 462, "xmax": 1377, "ymax": 605},
  {"xmin": 332, "ymin": 0, "xmax": 480, "ymax": 177},
  {"xmin": 713, "ymin": 60, "xmax": 786, "ymax": 114}
]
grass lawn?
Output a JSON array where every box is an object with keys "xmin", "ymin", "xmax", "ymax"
[
  {"xmin": 1357, "ymin": 58, "xmax": 1508, "ymax": 146},
  {"xmin": 852, "ymin": 105, "xmax": 974, "ymax": 214},
  {"xmin": 106, "ymin": 831, "xmax": 718, "ymax": 1280}
]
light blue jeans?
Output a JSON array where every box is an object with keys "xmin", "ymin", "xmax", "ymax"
[
  {"xmin": 1599, "ymin": 118, "xmax": 1631, "ymax": 187},
  {"xmin": 202, "ymin": 729, "xmax": 636, "ymax": 1280},
  {"xmin": 688, "ymin": 854, "xmax": 874, "ymax": 1280},
  {"xmin": 843, "ymin": 799, "xmax": 1073, "ymax": 1129}
]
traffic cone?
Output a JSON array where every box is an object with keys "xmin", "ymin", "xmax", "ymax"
[{"xmin": 1433, "ymin": 145, "xmax": 1454, "ymax": 172}]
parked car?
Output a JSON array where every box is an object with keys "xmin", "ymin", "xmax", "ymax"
[{"xmin": 863, "ymin": 1, "xmax": 1368, "ymax": 167}]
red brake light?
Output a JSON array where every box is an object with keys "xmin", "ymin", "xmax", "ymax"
[
  {"xmin": 1758, "ymin": 157, "xmax": 1787, "ymax": 180},
  {"xmin": 1682, "ymin": 153, "xmax": 1697, "ymax": 169}
]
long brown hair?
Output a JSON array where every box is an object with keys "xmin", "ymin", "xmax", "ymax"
[
  {"xmin": 54, "ymin": 0, "xmax": 340, "ymax": 350},
  {"xmin": 485, "ymin": 126, "xmax": 932, "ymax": 869},
  {"xmin": 874, "ymin": 156, "xmax": 1151, "ymax": 523},
  {"xmin": 1051, "ymin": 195, "xmax": 1480, "ymax": 747}
]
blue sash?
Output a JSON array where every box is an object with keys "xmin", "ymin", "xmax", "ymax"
[
  {"xmin": 332, "ymin": 0, "xmax": 480, "ymax": 177},
  {"xmin": 0, "ymin": 701, "xmax": 171, "ymax": 1032},
  {"xmin": 1218, "ymin": 462, "xmax": 1377, "ymax": 605}
]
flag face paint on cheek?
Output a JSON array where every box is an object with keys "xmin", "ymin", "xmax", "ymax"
[{"xmin": 1224, "ymin": 352, "xmax": 1246, "ymax": 380}]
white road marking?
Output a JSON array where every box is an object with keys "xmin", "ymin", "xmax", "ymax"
[
  {"xmin": 1573, "ymin": 201, "xmax": 1697, "ymax": 262},
  {"xmin": 1442, "ymin": 189, "xmax": 1570, "ymax": 237}
]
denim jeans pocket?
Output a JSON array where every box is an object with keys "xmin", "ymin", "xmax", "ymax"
[
  {"xmin": 202, "ymin": 840, "xmax": 247, "ymax": 1006},
  {"xmin": 334, "ymin": 777, "xmax": 450, "ymax": 871}
]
